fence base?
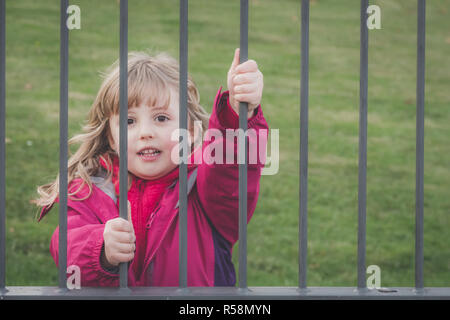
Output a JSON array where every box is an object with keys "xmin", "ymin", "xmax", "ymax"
[{"xmin": 1, "ymin": 286, "xmax": 449, "ymax": 300}]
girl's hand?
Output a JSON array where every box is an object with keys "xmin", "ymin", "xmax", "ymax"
[
  {"xmin": 102, "ymin": 201, "xmax": 135, "ymax": 268},
  {"xmin": 227, "ymin": 48, "xmax": 264, "ymax": 118}
]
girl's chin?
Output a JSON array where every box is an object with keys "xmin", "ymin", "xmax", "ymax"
[
  {"xmin": 130, "ymin": 166, "xmax": 177, "ymax": 181},
  {"xmin": 133, "ymin": 171, "xmax": 164, "ymax": 181}
]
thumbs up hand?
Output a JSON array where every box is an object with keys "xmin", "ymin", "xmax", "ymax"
[{"xmin": 227, "ymin": 48, "xmax": 264, "ymax": 118}]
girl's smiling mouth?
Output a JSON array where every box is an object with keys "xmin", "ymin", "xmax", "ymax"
[{"xmin": 137, "ymin": 147, "xmax": 161, "ymax": 161}]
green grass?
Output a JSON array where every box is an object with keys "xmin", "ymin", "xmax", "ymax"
[{"xmin": 4, "ymin": 0, "xmax": 449, "ymax": 287}]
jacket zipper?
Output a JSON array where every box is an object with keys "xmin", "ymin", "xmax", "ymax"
[
  {"xmin": 137, "ymin": 180, "xmax": 144, "ymax": 261},
  {"xmin": 132, "ymin": 180, "xmax": 143, "ymax": 284}
]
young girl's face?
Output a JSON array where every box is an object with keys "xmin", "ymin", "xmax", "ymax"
[{"xmin": 108, "ymin": 87, "xmax": 183, "ymax": 180}]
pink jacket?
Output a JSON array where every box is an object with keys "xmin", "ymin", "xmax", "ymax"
[{"xmin": 39, "ymin": 89, "xmax": 269, "ymax": 287}]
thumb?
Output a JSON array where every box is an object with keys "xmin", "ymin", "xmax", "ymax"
[
  {"xmin": 127, "ymin": 200, "xmax": 132, "ymax": 223},
  {"xmin": 230, "ymin": 48, "xmax": 240, "ymax": 71},
  {"xmin": 127, "ymin": 200, "xmax": 135, "ymax": 234}
]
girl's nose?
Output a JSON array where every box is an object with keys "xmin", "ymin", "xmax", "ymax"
[{"xmin": 139, "ymin": 123, "xmax": 156, "ymax": 140}]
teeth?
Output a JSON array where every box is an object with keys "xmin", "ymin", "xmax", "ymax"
[{"xmin": 140, "ymin": 149, "xmax": 159, "ymax": 155}]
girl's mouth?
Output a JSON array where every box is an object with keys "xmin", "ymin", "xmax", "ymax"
[{"xmin": 137, "ymin": 148, "xmax": 161, "ymax": 161}]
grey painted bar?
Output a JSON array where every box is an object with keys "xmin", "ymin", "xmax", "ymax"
[
  {"xmin": 119, "ymin": 0, "xmax": 128, "ymax": 289},
  {"xmin": 58, "ymin": 0, "xmax": 69, "ymax": 290},
  {"xmin": 299, "ymin": 0, "xmax": 309, "ymax": 290},
  {"xmin": 238, "ymin": 0, "xmax": 249, "ymax": 291},
  {"xmin": 357, "ymin": 0, "xmax": 368, "ymax": 290},
  {"xmin": 415, "ymin": 0, "xmax": 426, "ymax": 290},
  {"xmin": 178, "ymin": 0, "xmax": 188, "ymax": 290},
  {"xmin": 0, "ymin": 0, "xmax": 6, "ymax": 291}
]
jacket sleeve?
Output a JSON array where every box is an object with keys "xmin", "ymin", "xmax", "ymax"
[
  {"xmin": 48, "ymin": 183, "xmax": 120, "ymax": 287},
  {"xmin": 196, "ymin": 89, "xmax": 269, "ymax": 245}
]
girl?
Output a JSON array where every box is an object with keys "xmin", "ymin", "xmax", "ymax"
[{"xmin": 34, "ymin": 49, "xmax": 268, "ymax": 287}]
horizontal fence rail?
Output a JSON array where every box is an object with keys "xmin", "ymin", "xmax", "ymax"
[
  {"xmin": 2, "ymin": 286, "xmax": 450, "ymax": 300},
  {"xmin": 0, "ymin": 0, "xmax": 449, "ymax": 300}
]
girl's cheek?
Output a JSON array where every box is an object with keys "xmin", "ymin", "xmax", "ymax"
[{"xmin": 127, "ymin": 130, "xmax": 138, "ymax": 145}]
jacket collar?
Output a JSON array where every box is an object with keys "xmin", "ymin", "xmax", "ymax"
[{"xmin": 98, "ymin": 153, "xmax": 197, "ymax": 196}]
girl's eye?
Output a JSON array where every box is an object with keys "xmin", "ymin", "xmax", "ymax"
[
  {"xmin": 127, "ymin": 118, "xmax": 135, "ymax": 125},
  {"xmin": 155, "ymin": 115, "xmax": 169, "ymax": 122}
]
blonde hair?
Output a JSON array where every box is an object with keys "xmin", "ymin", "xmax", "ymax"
[{"xmin": 33, "ymin": 51, "xmax": 209, "ymax": 209}]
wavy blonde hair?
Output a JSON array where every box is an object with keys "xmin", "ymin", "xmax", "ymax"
[{"xmin": 33, "ymin": 51, "xmax": 210, "ymax": 209}]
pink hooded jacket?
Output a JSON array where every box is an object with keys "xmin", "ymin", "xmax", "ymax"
[{"xmin": 39, "ymin": 89, "xmax": 269, "ymax": 287}]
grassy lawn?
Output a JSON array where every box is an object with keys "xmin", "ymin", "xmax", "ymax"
[{"xmin": 3, "ymin": 0, "xmax": 449, "ymax": 287}]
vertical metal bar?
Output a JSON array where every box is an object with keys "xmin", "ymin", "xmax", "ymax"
[
  {"xmin": 238, "ymin": 0, "xmax": 249, "ymax": 291},
  {"xmin": 58, "ymin": 0, "xmax": 69, "ymax": 290},
  {"xmin": 179, "ymin": 0, "xmax": 188, "ymax": 290},
  {"xmin": 119, "ymin": 0, "xmax": 128, "ymax": 289},
  {"xmin": 299, "ymin": 0, "xmax": 309, "ymax": 290},
  {"xmin": 0, "ymin": 0, "xmax": 6, "ymax": 292},
  {"xmin": 415, "ymin": 0, "xmax": 426, "ymax": 291},
  {"xmin": 357, "ymin": 0, "xmax": 369, "ymax": 290}
]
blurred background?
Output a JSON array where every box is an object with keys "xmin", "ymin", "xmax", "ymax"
[{"xmin": 2, "ymin": 0, "xmax": 449, "ymax": 287}]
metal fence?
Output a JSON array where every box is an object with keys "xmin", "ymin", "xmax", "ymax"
[{"xmin": 0, "ymin": 0, "xmax": 449, "ymax": 300}]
